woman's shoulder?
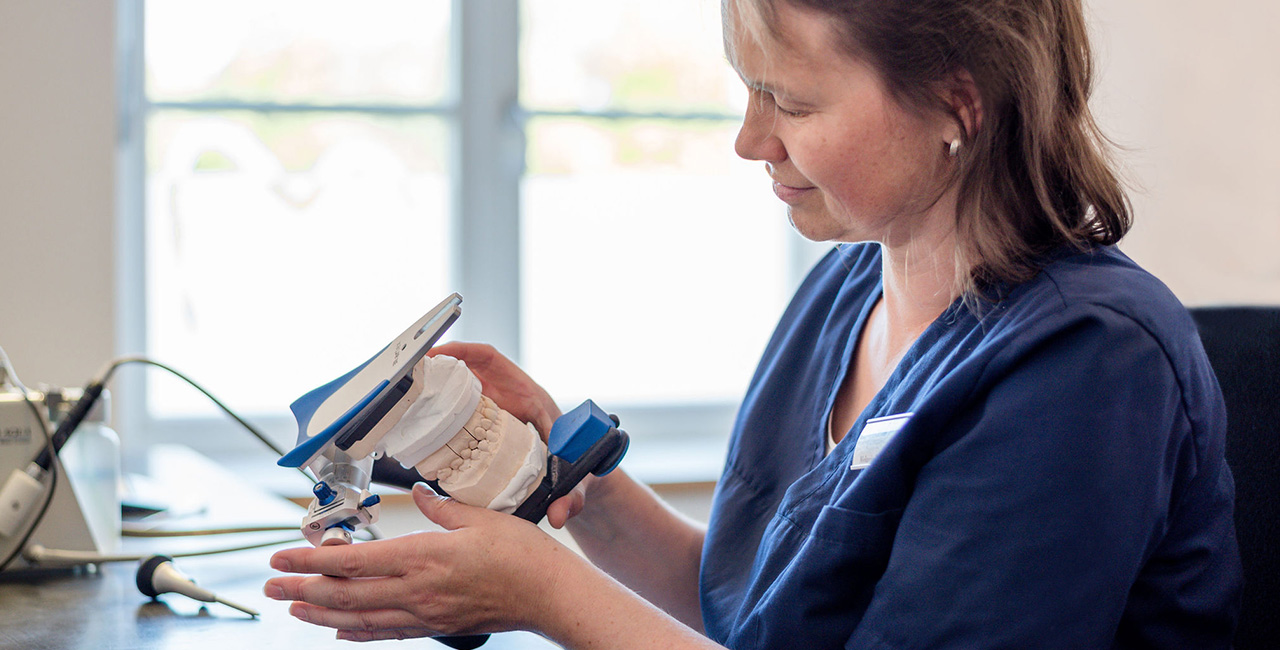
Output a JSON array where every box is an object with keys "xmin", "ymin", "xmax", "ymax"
[
  {"xmin": 942, "ymin": 246, "xmax": 1216, "ymax": 421},
  {"xmin": 1013, "ymin": 246, "xmax": 1197, "ymax": 351},
  {"xmin": 974, "ymin": 245, "xmax": 1222, "ymax": 444},
  {"xmin": 935, "ymin": 246, "xmax": 1198, "ymax": 380},
  {"xmin": 1039, "ymin": 246, "xmax": 1182, "ymax": 311}
]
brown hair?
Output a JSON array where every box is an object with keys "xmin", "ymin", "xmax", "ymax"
[{"xmin": 728, "ymin": 0, "xmax": 1131, "ymax": 295}]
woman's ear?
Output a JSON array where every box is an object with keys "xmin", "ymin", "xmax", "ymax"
[{"xmin": 942, "ymin": 67, "xmax": 983, "ymax": 140}]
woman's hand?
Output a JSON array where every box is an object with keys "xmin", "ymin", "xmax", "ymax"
[
  {"xmin": 427, "ymin": 341, "xmax": 597, "ymax": 529},
  {"xmin": 429, "ymin": 342, "xmax": 561, "ymax": 435},
  {"xmin": 264, "ymin": 484, "xmax": 584, "ymax": 641}
]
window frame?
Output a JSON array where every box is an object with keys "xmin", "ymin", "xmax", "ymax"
[{"xmin": 117, "ymin": 0, "xmax": 817, "ymax": 482}]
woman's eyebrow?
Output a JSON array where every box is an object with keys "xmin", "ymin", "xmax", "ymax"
[
  {"xmin": 742, "ymin": 77, "xmax": 814, "ymax": 107},
  {"xmin": 735, "ymin": 71, "xmax": 781, "ymax": 96}
]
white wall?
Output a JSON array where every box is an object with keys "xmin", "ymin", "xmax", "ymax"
[
  {"xmin": 0, "ymin": 0, "xmax": 1275, "ymax": 397},
  {"xmin": 1091, "ymin": 0, "xmax": 1280, "ymax": 304},
  {"xmin": 0, "ymin": 0, "xmax": 118, "ymax": 388}
]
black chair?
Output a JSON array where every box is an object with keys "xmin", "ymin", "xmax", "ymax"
[{"xmin": 1190, "ymin": 306, "xmax": 1280, "ymax": 650}]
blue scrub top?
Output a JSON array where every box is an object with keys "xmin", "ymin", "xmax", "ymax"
[{"xmin": 700, "ymin": 244, "xmax": 1240, "ymax": 649}]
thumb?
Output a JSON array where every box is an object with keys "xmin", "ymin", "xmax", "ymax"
[
  {"xmin": 546, "ymin": 488, "xmax": 585, "ymax": 529},
  {"xmin": 413, "ymin": 483, "xmax": 484, "ymax": 531}
]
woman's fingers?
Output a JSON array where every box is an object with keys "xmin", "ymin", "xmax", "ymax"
[
  {"xmin": 428, "ymin": 343, "xmax": 510, "ymax": 387},
  {"xmin": 269, "ymin": 537, "xmax": 412, "ymax": 578},
  {"xmin": 263, "ymin": 469, "xmax": 587, "ymax": 639},
  {"xmin": 412, "ymin": 485, "xmax": 490, "ymax": 531},
  {"xmin": 267, "ymin": 574, "xmax": 406, "ymax": 612},
  {"xmin": 428, "ymin": 341, "xmax": 494, "ymax": 366},
  {"xmin": 287, "ymin": 601, "xmax": 425, "ymax": 633},
  {"xmin": 546, "ymin": 487, "xmax": 586, "ymax": 529},
  {"xmin": 337, "ymin": 628, "xmax": 435, "ymax": 642},
  {"xmin": 427, "ymin": 341, "xmax": 562, "ymax": 434}
]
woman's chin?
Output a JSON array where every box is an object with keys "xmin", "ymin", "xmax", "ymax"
[{"xmin": 787, "ymin": 207, "xmax": 851, "ymax": 244}]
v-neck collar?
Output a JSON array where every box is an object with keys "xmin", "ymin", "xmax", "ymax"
[
  {"xmin": 820, "ymin": 279, "xmax": 882, "ymax": 458},
  {"xmin": 818, "ymin": 271, "xmax": 965, "ymax": 467}
]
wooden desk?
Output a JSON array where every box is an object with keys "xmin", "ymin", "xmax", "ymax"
[
  {"xmin": 0, "ymin": 546, "xmax": 554, "ymax": 649},
  {"xmin": 0, "ymin": 447, "xmax": 554, "ymax": 649}
]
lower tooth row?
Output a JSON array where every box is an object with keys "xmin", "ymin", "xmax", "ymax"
[
  {"xmin": 437, "ymin": 398, "xmax": 504, "ymax": 485},
  {"xmin": 441, "ymin": 449, "xmax": 491, "ymax": 482}
]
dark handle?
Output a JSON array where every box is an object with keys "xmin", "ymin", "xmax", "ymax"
[{"xmin": 436, "ymin": 635, "xmax": 489, "ymax": 649}]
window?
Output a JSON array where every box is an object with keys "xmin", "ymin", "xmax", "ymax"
[{"xmin": 122, "ymin": 0, "xmax": 825, "ymax": 479}]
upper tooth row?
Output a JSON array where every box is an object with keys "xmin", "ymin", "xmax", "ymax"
[{"xmin": 462, "ymin": 401, "xmax": 502, "ymax": 447}]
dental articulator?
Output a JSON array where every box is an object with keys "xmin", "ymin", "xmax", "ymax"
[
  {"xmin": 278, "ymin": 293, "xmax": 630, "ymax": 547},
  {"xmin": 278, "ymin": 294, "xmax": 630, "ymax": 648}
]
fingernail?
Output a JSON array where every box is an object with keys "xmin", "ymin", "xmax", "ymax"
[
  {"xmin": 270, "ymin": 556, "xmax": 292, "ymax": 572},
  {"xmin": 264, "ymin": 584, "xmax": 284, "ymax": 600},
  {"xmin": 292, "ymin": 606, "xmax": 309, "ymax": 622}
]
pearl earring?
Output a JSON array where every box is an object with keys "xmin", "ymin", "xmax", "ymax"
[{"xmin": 948, "ymin": 138, "xmax": 961, "ymax": 157}]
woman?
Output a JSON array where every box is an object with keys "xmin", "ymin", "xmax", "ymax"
[{"xmin": 264, "ymin": 0, "xmax": 1241, "ymax": 647}]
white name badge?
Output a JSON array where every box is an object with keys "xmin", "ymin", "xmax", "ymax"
[{"xmin": 850, "ymin": 413, "xmax": 913, "ymax": 471}]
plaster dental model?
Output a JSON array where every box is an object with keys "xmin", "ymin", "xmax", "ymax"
[{"xmin": 355, "ymin": 354, "xmax": 548, "ymax": 513}]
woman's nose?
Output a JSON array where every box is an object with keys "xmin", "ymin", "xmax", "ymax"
[{"xmin": 734, "ymin": 102, "xmax": 786, "ymax": 164}]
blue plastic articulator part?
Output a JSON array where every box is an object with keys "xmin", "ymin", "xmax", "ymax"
[
  {"xmin": 278, "ymin": 293, "xmax": 463, "ymax": 469},
  {"xmin": 549, "ymin": 400, "xmax": 624, "ymax": 475}
]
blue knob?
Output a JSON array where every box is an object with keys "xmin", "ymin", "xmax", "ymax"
[
  {"xmin": 313, "ymin": 481, "xmax": 337, "ymax": 506},
  {"xmin": 549, "ymin": 400, "xmax": 614, "ymax": 463},
  {"xmin": 361, "ymin": 494, "xmax": 381, "ymax": 509}
]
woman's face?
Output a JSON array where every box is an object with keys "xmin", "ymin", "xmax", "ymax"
[{"xmin": 727, "ymin": 2, "xmax": 957, "ymax": 245}]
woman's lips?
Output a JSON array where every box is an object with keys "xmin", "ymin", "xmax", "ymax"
[{"xmin": 772, "ymin": 181, "xmax": 815, "ymax": 204}]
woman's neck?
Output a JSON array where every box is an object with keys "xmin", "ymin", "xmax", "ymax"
[
  {"xmin": 827, "ymin": 221, "xmax": 963, "ymax": 442},
  {"xmin": 875, "ymin": 206, "xmax": 964, "ymax": 347}
]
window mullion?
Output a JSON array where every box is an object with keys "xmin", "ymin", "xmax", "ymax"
[
  {"xmin": 452, "ymin": 0, "xmax": 524, "ymax": 359},
  {"xmin": 116, "ymin": 0, "xmax": 150, "ymax": 467}
]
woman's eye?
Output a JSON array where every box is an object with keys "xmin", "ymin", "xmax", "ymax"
[
  {"xmin": 775, "ymin": 105, "xmax": 809, "ymax": 118},
  {"xmin": 744, "ymin": 87, "xmax": 809, "ymax": 118}
]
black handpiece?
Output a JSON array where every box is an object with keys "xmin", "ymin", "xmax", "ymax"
[{"xmin": 32, "ymin": 380, "xmax": 105, "ymax": 471}]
